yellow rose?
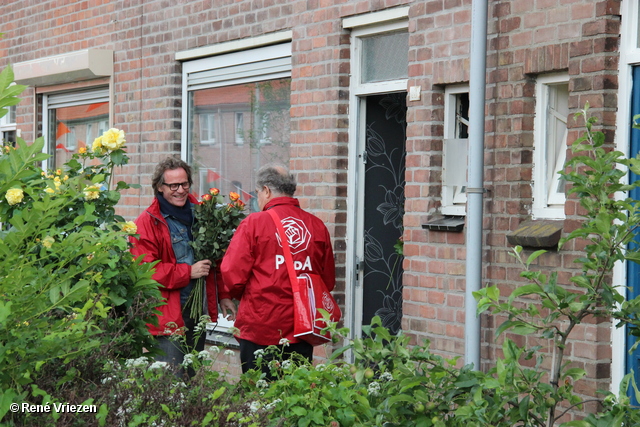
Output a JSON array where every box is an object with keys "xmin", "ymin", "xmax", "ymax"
[
  {"xmin": 121, "ymin": 221, "xmax": 137, "ymax": 235},
  {"xmin": 101, "ymin": 128, "xmax": 126, "ymax": 151},
  {"xmin": 78, "ymin": 146, "xmax": 87, "ymax": 154},
  {"xmin": 42, "ymin": 236, "xmax": 55, "ymax": 249},
  {"xmin": 5, "ymin": 188, "xmax": 24, "ymax": 205},
  {"xmin": 83, "ymin": 185, "xmax": 101, "ymax": 200},
  {"xmin": 44, "ymin": 188, "xmax": 55, "ymax": 194},
  {"xmin": 92, "ymin": 136, "xmax": 104, "ymax": 154}
]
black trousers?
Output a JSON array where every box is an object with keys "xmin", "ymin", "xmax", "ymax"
[{"xmin": 238, "ymin": 338, "xmax": 313, "ymax": 380}]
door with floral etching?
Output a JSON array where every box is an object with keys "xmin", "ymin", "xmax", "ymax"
[{"xmin": 361, "ymin": 93, "xmax": 406, "ymax": 335}]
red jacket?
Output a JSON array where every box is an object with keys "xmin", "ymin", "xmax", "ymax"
[
  {"xmin": 130, "ymin": 195, "xmax": 229, "ymax": 336},
  {"xmin": 221, "ymin": 197, "xmax": 335, "ymax": 345}
]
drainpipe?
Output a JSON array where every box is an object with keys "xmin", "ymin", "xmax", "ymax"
[{"xmin": 464, "ymin": 0, "xmax": 489, "ymax": 370}]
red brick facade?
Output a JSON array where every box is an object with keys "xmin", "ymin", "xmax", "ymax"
[{"xmin": 0, "ymin": 0, "xmax": 626, "ymax": 413}]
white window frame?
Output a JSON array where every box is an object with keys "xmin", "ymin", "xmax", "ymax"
[
  {"xmin": 442, "ymin": 85, "xmax": 470, "ymax": 216},
  {"xmin": 42, "ymin": 87, "xmax": 110, "ymax": 171},
  {"xmin": 0, "ymin": 105, "xmax": 17, "ymax": 143},
  {"xmin": 199, "ymin": 112, "xmax": 217, "ymax": 145},
  {"xmin": 532, "ymin": 73, "xmax": 569, "ymax": 220},
  {"xmin": 180, "ymin": 41, "xmax": 292, "ymax": 162}
]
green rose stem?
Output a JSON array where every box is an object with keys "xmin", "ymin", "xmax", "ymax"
[{"xmin": 186, "ymin": 276, "xmax": 206, "ymax": 320}]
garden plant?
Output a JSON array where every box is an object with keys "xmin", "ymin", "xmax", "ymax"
[{"xmin": 2, "ymin": 60, "xmax": 640, "ymax": 426}]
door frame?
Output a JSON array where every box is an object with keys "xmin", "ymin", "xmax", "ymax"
[
  {"xmin": 344, "ymin": 19, "xmax": 408, "ymax": 342},
  {"xmin": 614, "ymin": 0, "xmax": 640, "ymax": 391}
]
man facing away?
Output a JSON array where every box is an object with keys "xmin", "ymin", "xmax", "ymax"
[{"xmin": 220, "ymin": 164, "xmax": 336, "ymax": 374}]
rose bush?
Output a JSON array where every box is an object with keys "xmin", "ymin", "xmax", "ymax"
[{"xmin": 0, "ymin": 64, "xmax": 162, "ymax": 424}]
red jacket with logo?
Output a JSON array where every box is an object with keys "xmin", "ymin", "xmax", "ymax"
[
  {"xmin": 130, "ymin": 195, "xmax": 229, "ymax": 335},
  {"xmin": 220, "ymin": 197, "xmax": 336, "ymax": 345}
]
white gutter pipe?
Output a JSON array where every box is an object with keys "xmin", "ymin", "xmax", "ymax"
[{"xmin": 464, "ymin": 0, "xmax": 489, "ymax": 369}]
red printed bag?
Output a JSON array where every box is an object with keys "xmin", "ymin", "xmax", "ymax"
[{"xmin": 267, "ymin": 210, "xmax": 341, "ymax": 346}]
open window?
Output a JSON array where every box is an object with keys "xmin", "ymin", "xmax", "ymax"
[
  {"xmin": 532, "ymin": 74, "xmax": 568, "ymax": 219},
  {"xmin": 442, "ymin": 85, "xmax": 469, "ymax": 216}
]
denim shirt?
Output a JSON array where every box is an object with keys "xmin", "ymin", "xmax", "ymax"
[{"xmin": 163, "ymin": 211, "xmax": 196, "ymax": 306}]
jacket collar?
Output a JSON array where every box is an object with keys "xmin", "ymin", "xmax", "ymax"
[
  {"xmin": 147, "ymin": 193, "xmax": 199, "ymax": 222},
  {"xmin": 263, "ymin": 196, "xmax": 300, "ymax": 211}
]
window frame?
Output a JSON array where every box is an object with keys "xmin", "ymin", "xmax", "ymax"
[
  {"xmin": 532, "ymin": 73, "xmax": 569, "ymax": 220},
  {"xmin": 0, "ymin": 105, "xmax": 17, "ymax": 144},
  {"xmin": 180, "ymin": 42, "xmax": 293, "ymax": 334},
  {"xmin": 442, "ymin": 85, "xmax": 470, "ymax": 216},
  {"xmin": 42, "ymin": 86, "xmax": 110, "ymax": 171}
]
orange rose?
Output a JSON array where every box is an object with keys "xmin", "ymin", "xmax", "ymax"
[
  {"xmin": 229, "ymin": 191, "xmax": 240, "ymax": 202},
  {"xmin": 209, "ymin": 188, "xmax": 220, "ymax": 196},
  {"xmin": 235, "ymin": 199, "xmax": 246, "ymax": 209},
  {"xmin": 202, "ymin": 194, "xmax": 212, "ymax": 201}
]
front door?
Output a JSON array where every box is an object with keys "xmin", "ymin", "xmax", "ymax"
[
  {"xmin": 359, "ymin": 92, "xmax": 407, "ymax": 334},
  {"xmin": 627, "ymin": 65, "xmax": 640, "ymax": 405}
]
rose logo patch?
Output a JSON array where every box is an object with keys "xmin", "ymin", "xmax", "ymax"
[{"xmin": 275, "ymin": 216, "xmax": 311, "ymax": 255}]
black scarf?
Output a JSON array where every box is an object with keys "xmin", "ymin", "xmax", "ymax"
[{"xmin": 157, "ymin": 193, "xmax": 193, "ymax": 240}]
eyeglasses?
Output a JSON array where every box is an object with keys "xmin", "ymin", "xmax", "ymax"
[{"xmin": 163, "ymin": 182, "xmax": 191, "ymax": 191}]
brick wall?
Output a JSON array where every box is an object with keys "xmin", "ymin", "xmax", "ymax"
[{"xmin": 0, "ymin": 0, "xmax": 625, "ymax": 412}]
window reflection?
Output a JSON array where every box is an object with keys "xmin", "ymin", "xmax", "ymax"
[
  {"xmin": 188, "ymin": 78, "xmax": 291, "ymax": 213},
  {"xmin": 48, "ymin": 101, "xmax": 109, "ymax": 168}
]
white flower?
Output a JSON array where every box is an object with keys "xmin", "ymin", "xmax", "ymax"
[
  {"xmin": 380, "ymin": 371, "xmax": 394, "ymax": 381},
  {"xmin": 182, "ymin": 353, "xmax": 195, "ymax": 367},
  {"xmin": 209, "ymin": 346, "xmax": 220, "ymax": 354},
  {"xmin": 264, "ymin": 399, "xmax": 281, "ymax": 411},
  {"xmin": 101, "ymin": 376, "xmax": 115, "ymax": 384},
  {"xmin": 316, "ymin": 364, "xmax": 326, "ymax": 371},
  {"xmin": 253, "ymin": 349, "xmax": 265, "ymax": 357},
  {"xmin": 148, "ymin": 361, "xmax": 168, "ymax": 370},
  {"xmin": 256, "ymin": 379, "xmax": 269, "ymax": 389},
  {"xmin": 281, "ymin": 359, "xmax": 292, "ymax": 370},
  {"xmin": 279, "ymin": 338, "xmax": 290, "ymax": 346},
  {"xmin": 125, "ymin": 357, "xmax": 150, "ymax": 368},
  {"xmin": 367, "ymin": 381, "xmax": 381, "ymax": 396},
  {"xmin": 249, "ymin": 401, "xmax": 261, "ymax": 413},
  {"xmin": 224, "ymin": 349, "xmax": 235, "ymax": 356},
  {"xmin": 198, "ymin": 350, "xmax": 212, "ymax": 359}
]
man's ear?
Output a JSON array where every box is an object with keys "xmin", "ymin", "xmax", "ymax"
[{"xmin": 263, "ymin": 185, "xmax": 272, "ymax": 199}]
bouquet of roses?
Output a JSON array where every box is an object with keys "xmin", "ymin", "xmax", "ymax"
[{"xmin": 186, "ymin": 188, "xmax": 247, "ymax": 319}]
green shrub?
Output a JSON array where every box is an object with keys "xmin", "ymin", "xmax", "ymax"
[{"xmin": 0, "ymin": 64, "xmax": 161, "ymax": 424}]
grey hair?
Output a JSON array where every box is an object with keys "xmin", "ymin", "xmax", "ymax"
[
  {"xmin": 151, "ymin": 157, "xmax": 193, "ymax": 193},
  {"xmin": 256, "ymin": 163, "xmax": 296, "ymax": 196}
]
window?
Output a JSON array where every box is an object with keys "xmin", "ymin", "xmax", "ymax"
[
  {"xmin": 533, "ymin": 74, "xmax": 569, "ymax": 219},
  {"xmin": 442, "ymin": 85, "xmax": 470, "ymax": 216},
  {"xmin": 235, "ymin": 112, "xmax": 245, "ymax": 145},
  {"xmin": 42, "ymin": 87, "xmax": 110, "ymax": 170},
  {"xmin": 182, "ymin": 43, "xmax": 292, "ymax": 213},
  {"xmin": 0, "ymin": 105, "xmax": 17, "ymax": 144},
  {"xmin": 198, "ymin": 113, "xmax": 217, "ymax": 145},
  {"xmin": 360, "ymin": 31, "xmax": 409, "ymax": 84}
]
